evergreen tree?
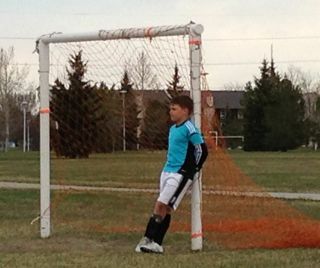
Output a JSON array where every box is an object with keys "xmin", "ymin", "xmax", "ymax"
[
  {"xmin": 92, "ymin": 82, "xmax": 121, "ymax": 153},
  {"xmin": 120, "ymin": 71, "xmax": 139, "ymax": 150},
  {"xmin": 167, "ymin": 64, "xmax": 184, "ymax": 99},
  {"xmin": 140, "ymin": 99, "xmax": 170, "ymax": 150},
  {"xmin": 92, "ymin": 72, "xmax": 140, "ymax": 153},
  {"xmin": 243, "ymin": 59, "xmax": 305, "ymax": 151},
  {"xmin": 140, "ymin": 64, "xmax": 184, "ymax": 150},
  {"xmin": 51, "ymin": 51, "xmax": 101, "ymax": 158},
  {"xmin": 264, "ymin": 77, "xmax": 305, "ymax": 151},
  {"xmin": 243, "ymin": 60, "xmax": 273, "ymax": 151}
]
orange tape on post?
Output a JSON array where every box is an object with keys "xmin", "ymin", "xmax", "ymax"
[
  {"xmin": 145, "ymin": 27, "xmax": 152, "ymax": 38},
  {"xmin": 189, "ymin": 39, "xmax": 201, "ymax": 45},
  {"xmin": 191, "ymin": 232, "xmax": 203, "ymax": 239},
  {"xmin": 40, "ymin": 107, "xmax": 50, "ymax": 114}
]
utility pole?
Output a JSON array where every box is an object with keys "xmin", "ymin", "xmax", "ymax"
[
  {"xmin": 21, "ymin": 101, "xmax": 28, "ymax": 152},
  {"xmin": 27, "ymin": 119, "xmax": 30, "ymax": 151},
  {"xmin": 120, "ymin": 89, "xmax": 127, "ymax": 152}
]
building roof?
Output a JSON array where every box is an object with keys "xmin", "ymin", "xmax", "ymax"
[
  {"xmin": 211, "ymin": 90, "xmax": 244, "ymax": 109},
  {"xmin": 132, "ymin": 89, "xmax": 245, "ymax": 109}
]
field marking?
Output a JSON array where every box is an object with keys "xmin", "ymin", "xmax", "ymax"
[{"xmin": 0, "ymin": 181, "xmax": 320, "ymax": 201}]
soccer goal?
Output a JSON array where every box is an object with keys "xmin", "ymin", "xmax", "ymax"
[{"xmin": 37, "ymin": 23, "xmax": 204, "ymax": 250}]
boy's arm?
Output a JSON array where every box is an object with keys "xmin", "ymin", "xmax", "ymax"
[
  {"xmin": 194, "ymin": 142, "xmax": 208, "ymax": 171},
  {"xmin": 189, "ymin": 132, "xmax": 208, "ymax": 171}
]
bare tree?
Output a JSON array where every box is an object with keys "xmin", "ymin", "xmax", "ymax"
[
  {"xmin": 287, "ymin": 65, "xmax": 320, "ymax": 149},
  {"xmin": 0, "ymin": 47, "xmax": 29, "ymax": 151},
  {"xmin": 287, "ymin": 65, "xmax": 320, "ymax": 94},
  {"xmin": 130, "ymin": 51, "xmax": 158, "ymax": 91},
  {"xmin": 287, "ymin": 66, "xmax": 320, "ymax": 119},
  {"xmin": 127, "ymin": 52, "xmax": 159, "ymax": 150}
]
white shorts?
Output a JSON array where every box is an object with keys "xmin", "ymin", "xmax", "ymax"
[{"xmin": 157, "ymin": 171, "xmax": 193, "ymax": 210}]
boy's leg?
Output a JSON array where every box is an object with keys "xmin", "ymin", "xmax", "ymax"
[
  {"xmin": 144, "ymin": 202, "xmax": 171, "ymax": 245},
  {"xmin": 151, "ymin": 173, "xmax": 196, "ymax": 245},
  {"xmin": 138, "ymin": 202, "xmax": 170, "ymax": 253},
  {"xmin": 143, "ymin": 172, "xmax": 185, "ymax": 242},
  {"xmin": 154, "ymin": 206, "xmax": 171, "ymax": 245},
  {"xmin": 136, "ymin": 172, "xmax": 182, "ymax": 253},
  {"xmin": 168, "ymin": 175, "xmax": 194, "ymax": 210},
  {"xmin": 135, "ymin": 174, "xmax": 168, "ymax": 253}
]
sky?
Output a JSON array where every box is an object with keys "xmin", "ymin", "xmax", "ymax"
[{"xmin": 1, "ymin": 0, "xmax": 320, "ymax": 90}]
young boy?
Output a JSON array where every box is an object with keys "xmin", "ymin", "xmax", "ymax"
[{"xmin": 135, "ymin": 95, "xmax": 208, "ymax": 254}]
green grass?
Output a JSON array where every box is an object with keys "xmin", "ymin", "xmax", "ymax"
[
  {"xmin": 51, "ymin": 150, "xmax": 165, "ymax": 187},
  {"xmin": 1, "ymin": 249, "xmax": 320, "ymax": 268},
  {"xmin": 0, "ymin": 150, "xmax": 165, "ymax": 187},
  {"xmin": 0, "ymin": 148, "xmax": 320, "ymax": 192},
  {"xmin": 0, "ymin": 189, "xmax": 319, "ymax": 268},
  {"xmin": 0, "ymin": 149, "xmax": 40, "ymax": 183},
  {"xmin": 229, "ymin": 149, "xmax": 320, "ymax": 192}
]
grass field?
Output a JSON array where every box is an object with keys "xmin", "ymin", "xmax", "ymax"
[
  {"xmin": 0, "ymin": 189, "xmax": 320, "ymax": 268},
  {"xmin": 229, "ymin": 149, "xmax": 320, "ymax": 193},
  {"xmin": 0, "ymin": 148, "xmax": 320, "ymax": 192},
  {"xmin": 0, "ymin": 149, "xmax": 320, "ymax": 267}
]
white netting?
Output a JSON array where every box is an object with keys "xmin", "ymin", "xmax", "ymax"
[
  {"xmin": 38, "ymin": 27, "xmax": 320, "ymax": 251},
  {"xmin": 45, "ymin": 29, "xmax": 198, "ymax": 158},
  {"xmin": 43, "ymin": 29, "xmax": 201, "ymax": 242},
  {"xmin": 49, "ymin": 35, "xmax": 190, "ymax": 90}
]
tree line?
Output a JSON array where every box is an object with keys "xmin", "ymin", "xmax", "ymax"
[
  {"xmin": 50, "ymin": 51, "xmax": 184, "ymax": 158},
  {"xmin": 1, "ymin": 46, "xmax": 319, "ymax": 154},
  {"xmin": 221, "ymin": 59, "xmax": 320, "ymax": 151},
  {"xmin": 0, "ymin": 47, "xmax": 39, "ymax": 151}
]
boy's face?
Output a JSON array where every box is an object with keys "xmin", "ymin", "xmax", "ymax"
[{"xmin": 169, "ymin": 104, "xmax": 190, "ymax": 123}]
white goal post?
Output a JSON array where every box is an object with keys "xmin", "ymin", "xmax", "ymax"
[{"xmin": 37, "ymin": 23, "xmax": 204, "ymax": 250}]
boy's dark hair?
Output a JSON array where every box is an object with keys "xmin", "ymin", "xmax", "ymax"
[{"xmin": 170, "ymin": 95, "xmax": 193, "ymax": 114}]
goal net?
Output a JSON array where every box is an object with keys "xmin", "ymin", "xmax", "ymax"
[
  {"xmin": 37, "ymin": 23, "xmax": 204, "ymax": 250},
  {"xmin": 36, "ymin": 23, "xmax": 320, "ymax": 250}
]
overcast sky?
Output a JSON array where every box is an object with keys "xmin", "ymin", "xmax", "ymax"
[{"xmin": 1, "ymin": 0, "xmax": 320, "ymax": 89}]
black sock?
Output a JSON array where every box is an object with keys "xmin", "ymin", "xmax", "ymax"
[
  {"xmin": 144, "ymin": 216, "xmax": 162, "ymax": 241},
  {"xmin": 154, "ymin": 214, "xmax": 171, "ymax": 245}
]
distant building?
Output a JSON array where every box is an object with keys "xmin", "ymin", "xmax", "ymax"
[
  {"xmin": 211, "ymin": 90, "xmax": 245, "ymax": 121},
  {"xmin": 133, "ymin": 89, "xmax": 245, "ymax": 134},
  {"xmin": 134, "ymin": 90, "xmax": 245, "ymax": 119}
]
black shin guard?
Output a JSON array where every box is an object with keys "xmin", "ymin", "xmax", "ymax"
[
  {"xmin": 144, "ymin": 214, "xmax": 162, "ymax": 241},
  {"xmin": 154, "ymin": 214, "xmax": 171, "ymax": 245}
]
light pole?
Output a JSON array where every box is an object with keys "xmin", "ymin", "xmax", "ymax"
[
  {"xmin": 27, "ymin": 119, "xmax": 30, "ymax": 152},
  {"xmin": 120, "ymin": 89, "xmax": 127, "ymax": 152},
  {"xmin": 21, "ymin": 101, "xmax": 28, "ymax": 152}
]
